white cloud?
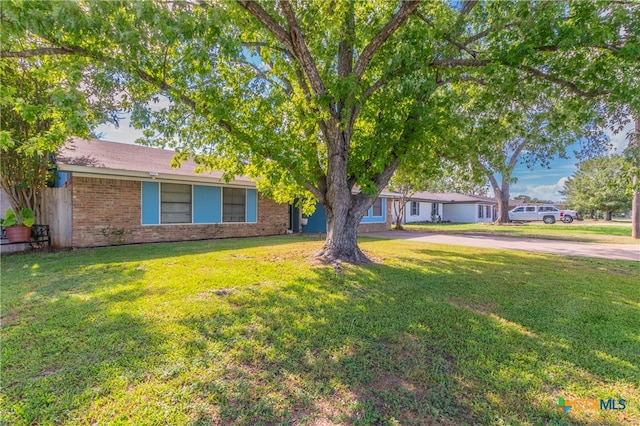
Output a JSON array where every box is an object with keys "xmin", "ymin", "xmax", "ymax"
[
  {"xmin": 510, "ymin": 177, "xmax": 570, "ymax": 202},
  {"xmin": 607, "ymin": 120, "xmax": 635, "ymax": 153},
  {"xmin": 94, "ymin": 120, "xmax": 145, "ymax": 144}
]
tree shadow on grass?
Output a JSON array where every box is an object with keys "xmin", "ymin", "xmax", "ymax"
[
  {"xmin": 179, "ymin": 250, "xmax": 639, "ymax": 425},
  {"xmin": 0, "ymin": 267, "xmax": 170, "ymax": 424},
  {"xmin": 2, "ymin": 242, "xmax": 638, "ymax": 425},
  {"xmin": 0, "ymin": 236, "xmax": 321, "ymax": 305}
]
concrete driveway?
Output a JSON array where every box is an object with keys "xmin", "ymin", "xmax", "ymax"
[{"xmin": 365, "ymin": 231, "xmax": 640, "ymax": 262}]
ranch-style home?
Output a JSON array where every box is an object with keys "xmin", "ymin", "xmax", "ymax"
[
  {"xmin": 394, "ymin": 191, "xmax": 498, "ymax": 224},
  {"xmin": 38, "ymin": 138, "xmax": 391, "ymax": 248}
]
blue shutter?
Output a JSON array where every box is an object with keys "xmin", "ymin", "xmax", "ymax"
[
  {"xmin": 141, "ymin": 182, "xmax": 160, "ymax": 224},
  {"xmin": 193, "ymin": 185, "xmax": 221, "ymax": 223},
  {"xmin": 246, "ymin": 189, "xmax": 257, "ymax": 223}
]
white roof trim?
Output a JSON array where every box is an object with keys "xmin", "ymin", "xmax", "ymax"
[{"xmin": 61, "ymin": 165, "xmax": 256, "ymax": 188}]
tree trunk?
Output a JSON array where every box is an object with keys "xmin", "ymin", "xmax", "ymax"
[
  {"xmin": 633, "ymin": 118, "xmax": 639, "ymax": 239},
  {"xmin": 313, "ymin": 132, "xmax": 377, "ymax": 264},
  {"xmin": 395, "ymin": 210, "xmax": 404, "ymax": 230},
  {"xmin": 394, "ymin": 198, "xmax": 407, "ymax": 230},
  {"xmin": 496, "ymin": 191, "xmax": 510, "ymax": 223},
  {"xmin": 489, "ymin": 176, "xmax": 511, "ymax": 223},
  {"xmin": 605, "ymin": 210, "xmax": 612, "ymax": 221},
  {"xmin": 315, "ymin": 201, "xmax": 370, "ymax": 264},
  {"xmin": 633, "ymin": 175, "xmax": 639, "ymax": 239}
]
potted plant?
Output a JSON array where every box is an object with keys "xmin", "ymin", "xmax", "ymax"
[{"xmin": 0, "ymin": 207, "xmax": 34, "ymax": 243}]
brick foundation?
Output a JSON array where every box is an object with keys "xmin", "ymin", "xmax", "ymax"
[{"xmin": 71, "ymin": 176, "xmax": 289, "ymax": 248}]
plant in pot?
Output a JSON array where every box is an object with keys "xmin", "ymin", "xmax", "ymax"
[{"xmin": 0, "ymin": 207, "xmax": 34, "ymax": 243}]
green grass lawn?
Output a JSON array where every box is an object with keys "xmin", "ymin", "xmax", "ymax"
[
  {"xmin": 1, "ymin": 236, "xmax": 638, "ymax": 425},
  {"xmin": 403, "ymin": 222, "xmax": 636, "ymax": 244}
]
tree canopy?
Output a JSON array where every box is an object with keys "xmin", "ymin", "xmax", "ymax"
[
  {"xmin": 561, "ymin": 155, "xmax": 632, "ymax": 219},
  {"xmin": 2, "ymin": 0, "xmax": 638, "ymax": 261},
  {"xmin": 0, "ymin": 48, "xmax": 115, "ymax": 219}
]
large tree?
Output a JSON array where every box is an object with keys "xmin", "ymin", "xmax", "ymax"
[
  {"xmin": 2, "ymin": 1, "xmax": 638, "ymax": 262},
  {"xmin": 0, "ymin": 52, "xmax": 114, "ymax": 221},
  {"xmin": 476, "ymin": 99, "xmax": 610, "ymax": 223},
  {"xmin": 561, "ymin": 155, "xmax": 632, "ymax": 220},
  {"xmin": 625, "ymin": 117, "xmax": 639, "ymax": 238}
]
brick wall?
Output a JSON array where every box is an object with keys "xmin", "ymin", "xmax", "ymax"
[{"xmin": 71, "ymin": 176, "xmax": 289, "ymax": 248}]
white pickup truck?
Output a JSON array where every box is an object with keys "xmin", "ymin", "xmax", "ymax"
[{"xmin": 508, "ymin": 205, "xmax": 581, "ymax": 224}]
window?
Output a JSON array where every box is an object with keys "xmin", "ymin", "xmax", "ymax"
[
  {"xmin": 223, "ymin": 187, "xmax": 246, "ymax": 222},
  {"xmin": 539, "ymin": 206, "xmax": 558, "ymax": 212},
  {"xmin": 485, "ymin": 205, "xmax": 491, "ymax": 218},
  {"xmin": 410, "ymin": 201, "xmax": 420, "ymax": 216},
  {"xmin": 143, "ymin": 183, "xmax": 257, "ymax": 225},
  {"xmin": 513, "ymin": 207, "xmax": 524, "ymax": 212},
  {"xmin": 372, "ymin": 198, "xmax": 382, "ymax": 217},
  {"xmin": 525, "ymin": 206, "xmax": 536, "ymax": 212},
  {"xmin": 431, "ymin": 203, "xmax": 439, "ymax": 216},
  {"xmin": 161, "ymin": 183, "xmax": 192, "ymax": 223},
  {"xmin": 478, "ymin": 204, "xmax": 484, "ymax": 218}
]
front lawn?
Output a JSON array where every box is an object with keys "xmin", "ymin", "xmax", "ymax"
[
  {"xmin": 403, "ymin": 222, "xmax": 635, "ymax": 244},
  {"xmin": 1, "ymin": 236, "xmax": 638, "ymax": 425}
]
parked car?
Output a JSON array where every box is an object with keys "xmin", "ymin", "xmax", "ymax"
[{"xmin": 508, "ymin": 205, "xmax": 580, "ymax": 224}]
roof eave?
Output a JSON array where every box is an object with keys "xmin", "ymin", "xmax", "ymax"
[{"xmin": 58, "ymin": 165, "xmax": 256, "ymax": 188}]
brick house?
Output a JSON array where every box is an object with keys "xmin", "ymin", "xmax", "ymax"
[{"xmin": 46, "ymin": 138, "xmax": 390, "ymax": 248}]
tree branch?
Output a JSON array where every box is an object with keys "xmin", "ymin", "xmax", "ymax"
[
  {"xmin": 136, "ymin": 70, "xmax": 197, "ymax": 109},
  {"xmin": 521, "ymin": 66, "xmax": 611, "ymax": 98},
  {"xmin": 429, "ymin": 58, "xmax": 491, "ymax": 67},
  {"xmin": 338, "ymin": 3, "xmax": 355, "ymax": 78},
  {"xmin": 458, "ymin": 1, "xmax": 478, "ymax": 18},
  {"xmin": 241, "ymin": 41, "xmax": 293, "ymax": 57},
  {"xmin": 1, "ymin": 47, "xmax": 77, "ymax": 58},
  {"xmin": 278, "ymin": 0, "xmax": 326, "ymax": 96},
  {"xmin": 415, "ymin": 11, "xmax": 477, "ymax": 59},
  {"xmin": 507, "ymin": 139, "xmax": 528, "ymax": 170},
  {"xmin": 236, "ymin": 0, "xmax": 295, "ymax": 53},
  {"xmin": 353, "ymin": 1, "xmax": 421, "ymax": 81},
  {"xmin": 463, "ymin": 22, "xmax": 521, "ymax": 46}
]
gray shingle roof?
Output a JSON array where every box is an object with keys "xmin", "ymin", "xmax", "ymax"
[{"xmin": 56, "ymin": 138, "xmax": 252, "ymax": 183}]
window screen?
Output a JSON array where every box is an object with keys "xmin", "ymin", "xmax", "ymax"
[
  {"xmin": 223, "ymin": 187, "xmax": 246, "ymax": 222},
  {"xmin": 161, "ymin": 183, "xmax": 192, "ymax": 223},
  {"xmin": 372, "ymin": 198, "xmax": 382, "ymax": 216}
]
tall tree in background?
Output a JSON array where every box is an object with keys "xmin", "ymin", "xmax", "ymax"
[
  {"xmin": 2, "ymin": 1, "xmax": 638, "ymax": 262},
  {"xmin": 0, "ymin": 54, "xmax": 113, "ymax": 221},
  {"xmin": 422, "ymin": 162, "xmax": 490, "ymax": 196},
  {"xmin": 440, "ymin": 85, "xmax": 614, "ymax": 223},
  {"xmin": 561, "ymin": 155, "xmax": 632, "ymax": 220},
  {"xmin": 628, "ymin": 118, "xmax": 639, "ymax": 238}
]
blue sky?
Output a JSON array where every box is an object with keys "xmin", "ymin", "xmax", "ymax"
[
  {"xmin": 95, "ymin": 119, "xmax": 634, "ymax": 203},
  {"xmin": 508, "ymin": 122, "xmax": 633, "ymax": 201}
]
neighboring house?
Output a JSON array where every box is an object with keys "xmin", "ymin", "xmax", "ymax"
[
  {"xmin": 394, "ymin": 192, "xmax": 444, "ymax": 224},
  {"xmin": 302, "ymin": 192, "xmax": 394, "ymax": 234},
  {"xmin": 44, "ymin": 138, "xmax": 391, "ymax": 248},
  {"xmin": 393, "ymin": 191, "xmax": 498, "ymax": 224}
]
